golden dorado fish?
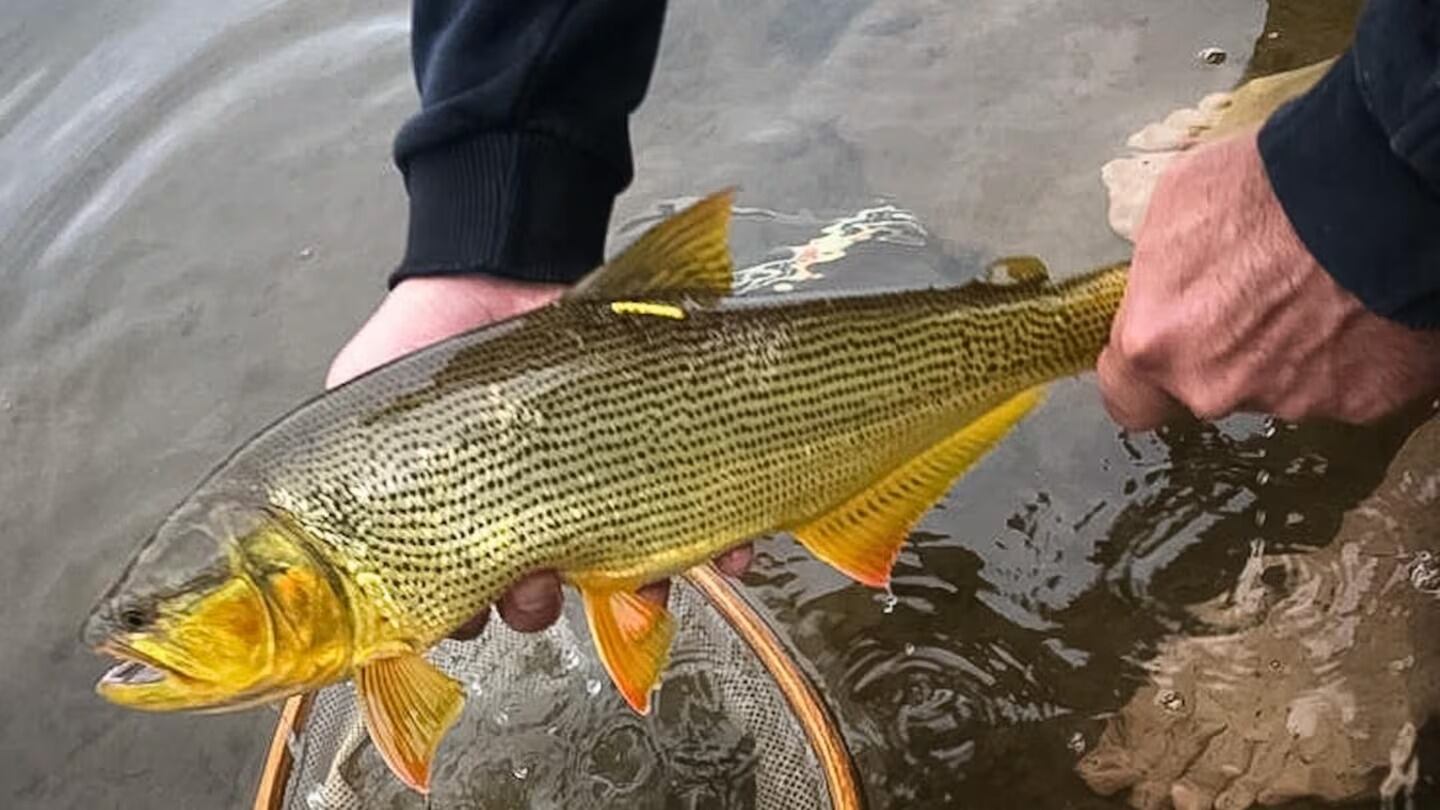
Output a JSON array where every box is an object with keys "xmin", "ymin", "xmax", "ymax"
[{"xmin": 84, "ymin": 190, "xmax": 1126, "ymax": 792}]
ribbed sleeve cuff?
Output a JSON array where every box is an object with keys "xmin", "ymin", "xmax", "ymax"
[
  {"xmin": 390, "ymin": 132, "xmax": 623, "ymax": 288},
  {"xmin": 1259, "ymin": 52, "xmax": 1440, "ymax": 329}
]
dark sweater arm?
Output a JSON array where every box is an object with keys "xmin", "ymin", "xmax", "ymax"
[
  {"xmin": 390, "ymin": 0, "xmax": 666, "ymax": 287},
  {"xmin": 1258, "ymin": 0, "xmax": 1440, "ymax": 328}
]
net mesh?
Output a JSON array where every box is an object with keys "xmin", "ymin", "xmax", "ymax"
[{"xmin": 280, "ymin": 578, "xmax": 840, "ymax": 809}]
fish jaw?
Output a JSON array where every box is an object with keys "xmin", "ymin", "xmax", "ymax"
[
  {"xmin": 90, "ymin": 508, "xmax": 358, "ymax": 712},
  {"xmin": 92, "ymin": 570, "xmax": 278, "ymax": 711}
]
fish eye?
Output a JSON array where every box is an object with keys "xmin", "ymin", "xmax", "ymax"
[{"xmin": 118, "ymin": 603, "xmax": 154, "ymax": 632}]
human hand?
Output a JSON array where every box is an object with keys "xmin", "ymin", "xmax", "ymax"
[
  {"xmin": 327, "ymin": 275, "xmax": 752, "ymax": 639},
  {"xmin": 1097, "ymin": 128, "xmax": 1440, "ymax": 430}
]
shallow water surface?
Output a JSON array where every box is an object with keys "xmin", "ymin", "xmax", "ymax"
[{"xmin": 1, "ymin": 1, "xmax": 1432, "ymax": 808}]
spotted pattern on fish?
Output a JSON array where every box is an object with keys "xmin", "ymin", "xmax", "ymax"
[{"xmin": 206, "ymin": 265, "xmax": 1125, "ymax": 645}]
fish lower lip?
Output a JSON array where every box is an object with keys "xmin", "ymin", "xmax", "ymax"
[{"xmin": 102, "ymin": 660, "xmax": 167, "ymax": 685}]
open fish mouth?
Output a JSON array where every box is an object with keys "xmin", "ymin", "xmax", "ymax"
[
  {"xmin": 95, "ymin": 642, "xmax": 189, "ymax": 694},
  {"xmin": 101, "ymin": 659, "xmax": 169, "ymax": 686}
]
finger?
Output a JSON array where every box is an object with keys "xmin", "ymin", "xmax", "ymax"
[
  {"xmin": 497, "ymin": 570, "xmax": 564, "ymax": 632},
  {"xmin": 638, "ymin": 579, "xmax": 670, "ymax": 608},
  {"xmin": 448, "ymin": 608, "xmax": 491, "ymax": 641},
  {"xmin": 714, "ymin": 544, "xmax": 754, "ymax": 577},
  {"xmin": 1097, "ymin": 346, "xmax": 1183, "ymax": 431}
]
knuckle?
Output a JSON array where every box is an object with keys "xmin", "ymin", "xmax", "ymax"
[
  {"xmin": 1184, "ymin": 385, "xmax": 1239, "ymax": 421},
  {"xmin": 1113, "ymin": 319, "xmax": 1173, "ymax": 370}
]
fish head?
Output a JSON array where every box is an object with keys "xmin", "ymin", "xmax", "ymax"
[{"xmin": 84, "ymin": 492, "xmax": 353, "ymax": 711}]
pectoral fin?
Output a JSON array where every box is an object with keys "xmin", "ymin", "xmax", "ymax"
[
  {"xmin": 578, "ymin": 586, "xmax": 675, "ymax": 714},
  {"xmin": 793, "ymin": 386, "xmax": 1046, "ymax": 587},
  {"xmin": 356, "ymin": 653, "xmax": 465, "ymax": 794}
]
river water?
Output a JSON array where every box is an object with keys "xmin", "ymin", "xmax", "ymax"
[{"xmin": 3, "ymin": 1, "xmax": 1432, "ymax": 808}]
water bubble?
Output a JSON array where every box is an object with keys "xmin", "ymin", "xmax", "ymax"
[
  {"xmin": 1197, "ymin": 46, "xmax": 1227, "ymax": 65},
  {"xmin": 493, "ymin": 710, "xmax": 509, "ymax": 726},
  {"xmin": 1156, "ymin": 690, "xmax": 1186, "ymax": 713},
  {"xmin": 1260, "ymin": 418, "xmax": 1278, "ymax": 438},
  {"xmin": 561, "ymin": 647, "xmax": 582, "ymax": 672},
  {"xmin": 512, "ymin": 765, "xmax": 529, "ymax": 781},
  {"xmin": 1285, "ymin": 511, "xmax": 1305, "ymax": 526},
  {"xmin": 1068, "ymin": 732, "xmax": 1087, "ymax": 755},
  {"xmin": 1255, "ymin": 470, "xmax": 1271, "ymax": 486},
  {"xmin": 903, "ymin": 643, "xmax": 916, "ymax": 656},
  {"xmin": 586, "ymin": 678, "xmax": 603, "ymax": 697},
  {"xmin": 297, "ymin": 246, "xmax": 315, "ymax": 260},
  {"xmin": 468, "ymin": 681, "xmax": 485, "ymax": 697},
  {"xmin": 1254, "ymin": 509, "xmax": 1267, "ymax": 528},
  {"xmin": 878, "ymin": 591, "xmax": 899, "ymax": 614},
  {"xmin": 1409, "ymin": 552, "xmax": 1440, "ymax": 593}
]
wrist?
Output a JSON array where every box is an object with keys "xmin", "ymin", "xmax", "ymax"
[
  {"xmin": 388, "ymin": 275, "xmax": 567, "ymax": 325},
  {"xmin": 1259, "ymin": 52, "xmax": 1440, "ymax": 328}
]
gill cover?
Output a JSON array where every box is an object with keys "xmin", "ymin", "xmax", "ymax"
[{"xmin": 89, "ymin": 500, "xmax": 352, "ymax": 711}]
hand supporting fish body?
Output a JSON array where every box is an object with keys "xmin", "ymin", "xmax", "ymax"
[{"xmin": 84, "ymin": 191, "xmax": 1126, "ymax": 792}]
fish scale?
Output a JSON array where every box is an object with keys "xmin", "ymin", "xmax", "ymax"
[{"xmin": 225, "ymin": 269, "xmax": 1125, "ymax": 644}]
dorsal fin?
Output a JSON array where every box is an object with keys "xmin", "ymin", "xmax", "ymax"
[{"xmin": 570, "ymin": 189, "xmax": 736, "ymax": 301}]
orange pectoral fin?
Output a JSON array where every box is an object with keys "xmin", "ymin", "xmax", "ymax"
[
  {"xmin": 579, "ymin": 586, "xmax": 676, "ymax": 714},
  {"xmin": 356, "ymin": 653, "xmax": 465, "ymax": 794},
  {"xmin": 793, "ymin": 386, "xmax": 1046, "ymax": 587}
]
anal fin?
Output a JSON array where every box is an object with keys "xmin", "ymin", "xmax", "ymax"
[
  {"xmin": 579, "ymin": 587, "xmax": 676, "ymax": 714},
  {"xmin": 793, "ymin": 386, "xmax": 1046, "ymax": 587},
  {"xmin": 356, "ymin": 653, "xmax": 465, "ymax": 794}
]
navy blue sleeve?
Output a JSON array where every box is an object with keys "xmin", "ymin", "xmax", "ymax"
[
  {"xmin": 1258, "ymin": 0, "xmax": 1440, "ymax": 329},
  {"xmin": 390, "ymin": 0, "xmax": 666, "ymax": 287}
]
